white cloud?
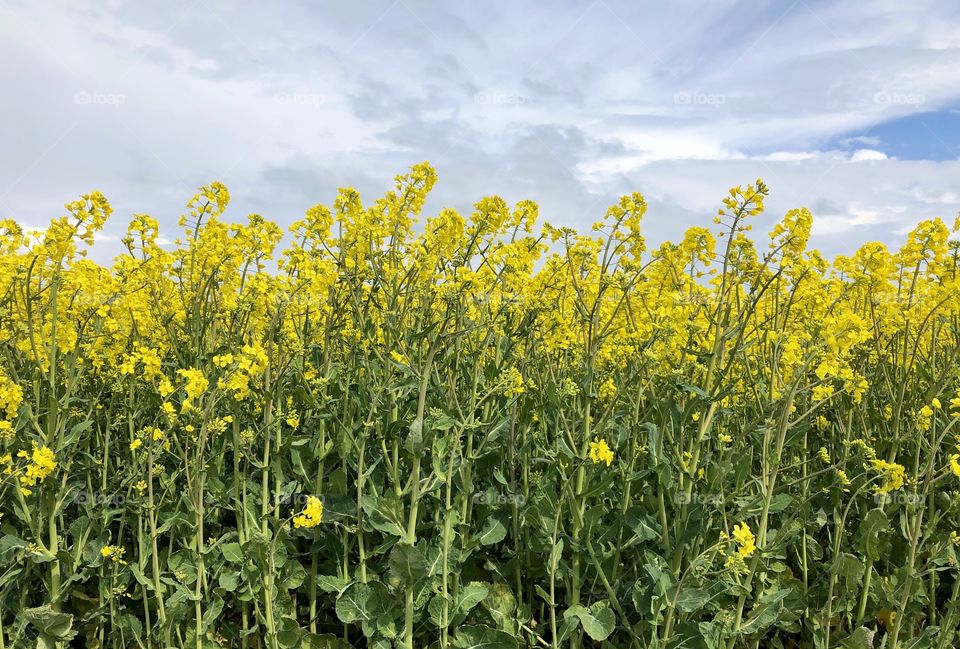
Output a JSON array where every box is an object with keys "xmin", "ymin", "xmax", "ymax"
[
  {"xmin": 850, "ymin": 149, "xmax": 889, "ymax": 161},
  {"xmin": 0, "ymin": 0, "xmax": 958, "ymax": 263}
]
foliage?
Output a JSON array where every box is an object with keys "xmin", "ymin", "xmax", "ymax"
[{"xmin": 1, "ymin": 165, "xmax": 960, "ymax": 649}]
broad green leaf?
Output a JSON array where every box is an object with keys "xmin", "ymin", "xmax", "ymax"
[
  {"xmin": 478, "ymin": 516, "xmax": 507, "ymax": 545},
  {"xmin": 361, "ymin": 495, "xmax": 407, "ymax": 537},
  {"xmin": 22, "ymin": 606, "xmax": 75, "ymax": 641},
  {"xmin": 452, "ymin": 624, "xmax": 518, "ymax": 649},
  {"xmin": 221, "ymin": 542, "xmax": 244, "ymax": 563},
  {"xmin": 388, "ymin": 543, "xmax": 428, "ymax": 587},
  {"xmin": 563, "ymin": 601, "xmax": 616, "ymax": 642},
  {"xmin": 674, "ymin": 587, "xmax": 711, "ymax": 613}
]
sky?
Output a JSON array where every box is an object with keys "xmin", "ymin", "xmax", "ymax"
[{"xmin": 1, "ymin": 0, "xmax": 959, "ymax": 262}]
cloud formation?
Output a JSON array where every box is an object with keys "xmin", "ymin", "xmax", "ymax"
[{"xmin": 1, "ymin": 0, "xmax": 958, "ymax": 261}]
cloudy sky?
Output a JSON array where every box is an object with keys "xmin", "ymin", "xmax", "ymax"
[{"xmin": 2, "ymin": 0, "xmax": 959, "ymax": 260}]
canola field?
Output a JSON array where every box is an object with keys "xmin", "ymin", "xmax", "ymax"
[{"xmin": 1, "ymin": 164, "xmax": 959, "ymax": 648}]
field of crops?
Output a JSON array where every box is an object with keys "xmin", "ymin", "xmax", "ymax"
[{"xmin": 1, "ymin": 163, "xmax": 960, "ymax": 649}]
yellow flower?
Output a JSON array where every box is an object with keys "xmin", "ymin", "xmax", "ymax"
[
  {"xmin": 176, "ymin": 368, "xmax": 208, "ymax": 410},
  {"xmin": 836, "ymin": 469, "xmax": 851, "ymax": 491},
  {"xmin": 293, "ymin": 496, "xmax": 324, "ymax": 529},
  {"xmin": 129, "ymin": 438, "xmax": 142, "ymax": 451},
  {"xmin": 732, "ymin": 522, "xmax": 757, "ymax": 558},
  {"xmin": 158, "ymin": 378, "xmax": 174, "ymax": 399},
  {"xmin": 18, "ymin": 444, "xmax": 57, "ymax": 492},
  {"xmin": 588, "ymin": 437, "xmax": 615, "ymax": 466},
  {"xmin": 100, "ymin": 545, "xmax": 127, "ymax": 564},
  {"xmin": 871, "ymin": 459, "xmax": 906, "ymax": 494},
  {"xmin": 212, "ymin": 353, "xmax": 233, "ymax": 368},
  {"xmin": 876, "ymin": 610, "xmax": 896, "ymax": 629},
  {"xmin": 598, "ymin": 377, "xmax": 617, "ymax": 401},
  {"xmin": 950, "ymin": 454, "xmax": 960, "ymax": 479},
  {"xmin": 501, "ymin": 367, "xmax": 525, "ymax": 398},
  {"xmin": 724, "ymin": 553, "xmax": 749, "ymax": 575},
  {"xmin": 917, "ymin": 406, "xmax": 934, "ymax": 431},
  {"xmin": 0, "ymin": 373, "xmax": 23, "ymax": 420}
]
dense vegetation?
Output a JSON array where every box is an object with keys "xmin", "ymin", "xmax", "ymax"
[{"xmin": 1, "ymin": 164, "xmax": 959, "ymax": 648}]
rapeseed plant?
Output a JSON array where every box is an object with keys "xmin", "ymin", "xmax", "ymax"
[{"xmin": 0, "ymin": 164, "xmax": 957, "ymax": 649}]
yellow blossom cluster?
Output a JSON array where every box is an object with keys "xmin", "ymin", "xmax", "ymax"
[{"xmin": 292, "ymin": 496, "xmax": 324, "ymax": 529}]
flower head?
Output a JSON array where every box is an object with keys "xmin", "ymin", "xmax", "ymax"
[
  {"xmin": 871, "ymin": 459, "xmax": 906, "ymax": 494},
  {"xmin": 100, "ymin": 545, "xmax": 127, "ymax": 564},
  {"xmin": 588, "ymin": 437, "xmax": 615, "ymax": 466},
  {"xmin": 293, "ymin": 496, "xmax": 324, "ymax": 529},
  {"xmin": 732, "ymin": 522, "xmax": 757, "ymax": 558}
]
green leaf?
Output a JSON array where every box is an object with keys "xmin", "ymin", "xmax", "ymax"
[
  {"xmin": 201, "ymin": 597, "xmax": 224, "ymax": 632},
  {"xmin": 428, "ymin": 592, "xmax": 454, "ymax": 628},
  {"xmin": 739, "ymin": 587, "xmax": 793, "ymax": 635},
  {"xmin": 549, "ymin": 538, "xmax": 564, "ymax": 571},
  {"xmin": 482, "ymin": 583, "xmax": 517, "ymax": 634},
  {"xmin": 840, "ymin": 627, "xmax": 876, "ymax": 649},
  {"xmin": 388, "ymin": 543, "xmax": 427, "ymax": 588},
  {"xmin": 830, "ymin": 553, "xmax": 865, "ymax": 585},
  {"xmin": 624, "ymin": 507, "xmax": 659, "ymax": 542},
  {"xmin": 361, "ymin": 495, "xmax": 407, "ymax": 537},
  {"xmin": 452, "ymin": 624, "xmax": 519, "ymax": 649},
  {"xmin": 334, "ymin": 582, "xmax": 398, "ymax": 638},
  {"xmin": 218, "ymin": 570, "xmax": 239, "ymax": 592},
  {"xmin": 316, "ymin": 574, "xmax": 349, "ymax": 593},
  {"xmin": 478, "ymin": 516, "xmax": 507, "ymax": 546},
  {"xmin": 221, "ymin": 542, "xmax": 244, "ymax": 563},
  {"xmin": 535, "ymin": 584, "xmax": 553, "ymax": 606},
  {"xmin": 563, "ymin": 601, "xmax": 616, "ymax": 642},
  {"xmin": 335, "ymin": 583, "xmax": 373, "ymax": 624},
  {"xmin": 277, "ymin": 617, "xmax": 302, "ymax": 648},
  {"xmin": 674, "ymin": 587, "xmax": 711, "ymax": 613},
  {"xmin": 0, "ymin": 534, "xmax": 27, "ymax": 561},
  {"xmin": 645, "ymin": 422, "xmax": 661, "ymax": 468},
  {"xmin": 457, "ymin": 582, "xmax": 490, "ymax": 616},
  {"xmin": 282, "ymin": 559, "xmax": 307, "ymax": 589},
  {"xmin": 856, "ymin": 508, "xmax": 891, "ymax": 562},
  {"xmin": 130, "ymin": 563, "xmax": 155, "ymax": 591},
  {"xmin": 22, "ymin": 606, "xmax": 75, "ymax": 641},
  {"xmin": 405, "ymin": 417, "xmax": 424, "ymax": 454}
]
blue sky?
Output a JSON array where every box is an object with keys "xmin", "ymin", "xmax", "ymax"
[
  {"xmin": 832, "ymin": 110, "xmax": 960, "ymax": 161},
  {"xmin": 1, "ymin": 0, "xmax": 958, "ymax": 260}
]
